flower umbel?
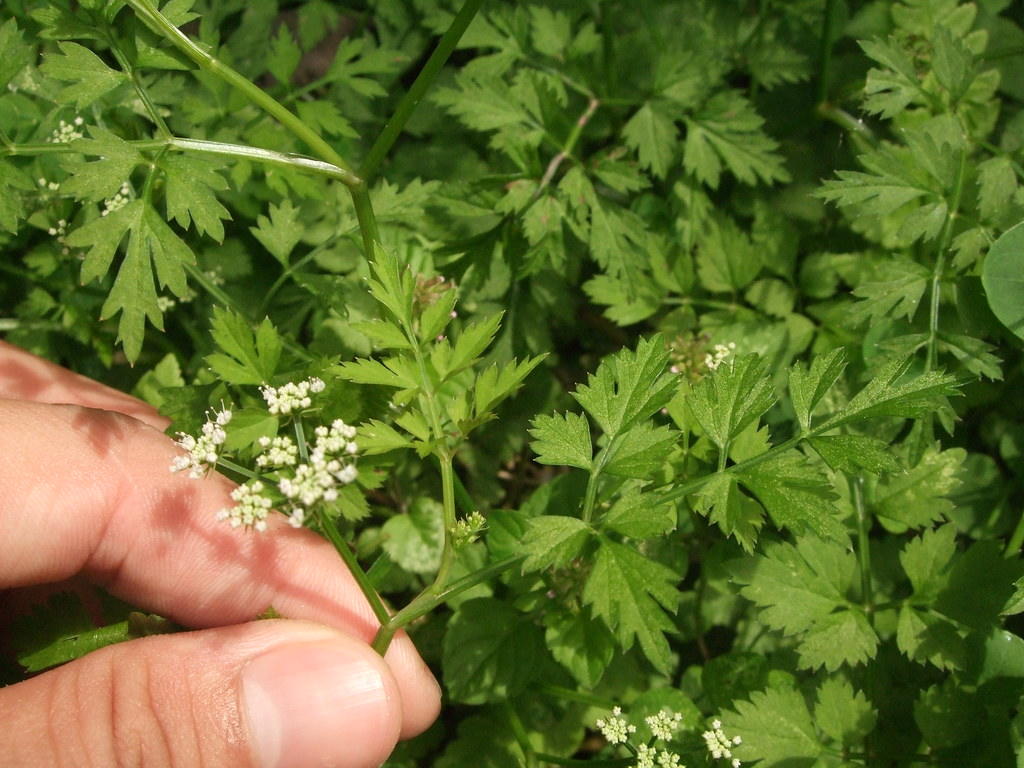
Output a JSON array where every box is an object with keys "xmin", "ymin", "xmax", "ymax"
[
  {"xmin": 170, "ymin": 408, "xmax": 232, "ymax": 478},
  {"xmin": 703, "ymin": 719, "xmax": 742, "ymax": 768},
  {"xmin": 217, "ymin": 481, "xmax": 273, "ymax": 531},
  {"xmin": 645, "ymin": 709, "xmax": 683, "ymax": 741},
  {"xmin": 704, "ymin": 342, "xmax": 737, "ymax": 372},
  {"xmin": 260, "ymin": 377, "xmax": 325, "ymax": 415},
  {"xmin": 596, "ymin": 706, "xmax": 636, "ymax": 745}
]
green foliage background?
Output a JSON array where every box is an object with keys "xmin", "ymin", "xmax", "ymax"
[{"xmin": 3, "ymin": 0, "xmax": 1024, "ymax": 765}]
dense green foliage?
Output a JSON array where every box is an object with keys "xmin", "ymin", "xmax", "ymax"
[{"xmin": 3, "ymin": 0, "xmax": 1024, "ymax": 765}]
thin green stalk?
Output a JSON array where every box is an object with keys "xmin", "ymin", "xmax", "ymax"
[
  {"xmin": 350, "ymin": 183, "xmax": 381, "ymax": 258},
  {"xmin": 360, "ymin": 0, "xmax": 486, "ymax": 182},
  {"xmin": 816, "ymin": 0, "xmax": 840, "ymax": 105},
  {"xmin": 1004, "ymin": 512, "xmax": 1024, "ymax": 557},
  {"xmin": 0, "ymin": 319, "xmax": 65, "ymax": 332},
  {"xmin": 182, "ymin": 262, "xmax": 242, "ymax": 313},
  {"xmin": 925, "ymin": 148, "xmax": 968, "ymax": 372},
  {"xmin": 124, "ymin": 0, "xmax": 356, "ymax": 179},
  {"xmin": 851, "ymin": 475, "xmax": 874, "ymax": 618},
  {"xmin": 506, "ymin": 703, "xmax": 539, "ymax": 768},
  {"xmin": 110, "ymin": 43, "xmax": 172, "ymax": 138},
  {"xmin": 815, "ymin": 103, "xmax": 878, "ymax": 147},
  {"xmin": 293, "ymin": 420, "xmax": 309, "ymax": 462},
  {"xmin": 215, "ymin": 457, "xmax": 262, "ymax": 481},
  {"xmin": 536, "ymin": 97, "xmax": 600, "ymax": 195},
  {"xmin": 316, "ymin": 508, "xmax": 391, "ymax": 627}
]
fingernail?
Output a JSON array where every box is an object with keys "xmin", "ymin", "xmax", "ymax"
[{"xmin": 242, "ymin": 642, "xmax": 396, "ymax": 768}]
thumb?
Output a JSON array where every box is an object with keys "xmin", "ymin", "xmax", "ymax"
[{"xmin": 1, "ymin": 620, "xmax": 403, "ymax": 768}]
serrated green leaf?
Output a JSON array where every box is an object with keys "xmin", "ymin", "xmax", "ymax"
[
  {"xmin": 419, "ymin": 289, "xmax": 458, "ymax": 344},
  {"xmin": 440, "ymin": 313, "xmax": 501, "ymax": 377},
  {"xmin": 808, "ymin": 434, "xmax": 901, "ymax": 475},
  {"xmin": 250, "ymin": 200, "xmax": 303, "ymax": 265},
  {"xmin": 335, "ymin": 356, "xmax": 419, "ymax": 390},
  {"xmin": 356, "ymin": 419, "xmax": 414, "ymax": 455},
  {"xmin": 696, "ymin": 214, "xmax": 763, "ymax": 292},
  {"xmin": 861, "ymin": 36, "xmax": 926, "ymax": 117},
  {"xmin": 573, "ymin": 335, "xmax": 676, "ymax": 438},
  {"xmin": 529, "ymin": 6, "xmax": 571, "ymax": 58},
  {"xmin": 814, "ymin": 678, "xmax": 877, "ymax": 747},
  {"xmin": 521, "ymin": 516, "xmax": 593, "ymax": 572},
  {"xmin": 382, "ymin": 498, "xmax": 444, "ymax": 574},
  {"xmin": 161, "ymin": 154, "xmax": 230, "ymax": 242},
  {"xmin": 789, "ymin": 348, "xmax": 848, "ymax": 433},
  {"xmin": 61, "ymin": 128, "xmax": 141, "ymax": 202},
  {"xmin": 443, "ymin": 597, "xmax": 546, "ymax": 705},
  {"xmin": 897, "ymin": 604, "xmax": 968, "ymax": 670},
  {"xmin": 723, "ymin": 685, "xmax": 821, "ymax": 766},
  {"xmin": 873, "ymin": 445, "xmax": 964, "ymax": 530},
  {"xmin": 222, "ymin": 409, "xmax": 278, "ymax": 451},
  {"xmin": 683, "ymin": 90, "xmax": 789, "ymax": 188},
  {"xmin": 623, "ymin": 102, "xmax": 677, "ymax": 179},
  {"xmin": 543, "ymin": 609, "xmax": 616, "ymax": 688},
  {"xmin": 900, "ymin": 523, "xmax": 958, "ymax": 599},
  {"xmin": 0, "ymin": 19, "xmax": 33, "ymax": 91},
  {"xmin": 204, "ymin": 309, "xmax": 281, "ymax": 385},
  {"xmin": 976, "ymin": 157, "xmax": 1017, "ymax": 221},
  {"xmin": 851, "ymin": 257, "xmax": 931, "ymax": 322},
  {"xmin": 296, "ymin": 100, "xmax": 358, "ymax": 139},
  {"xmin": 267, "ymin": 25, "xmax": 301, "ymax": 84},
  {"xmin": 529, "ymin": 411, "xmax": 592, "ymax": 470},
  {"xmin": 931, "ymin": 25, "xmax": 975, "ymax": 103},
  {"xmin": 935, "ymin": 540, "xmax": 1024, "ymax": 629},
  {"xmin": 982, "ymin": 220, "xmax": 1024, "ymax": 340},
  {"xmin": 68, "ymin": 200, "xmax": 193, "ymax": 362},
  {"xmin": 349, "ymin": 320, "xmax": 411, "ymax": 351},
  {"xmin": 602, "ymin": 421, "xmax": 677, "ymax": 479},
  {"xmin": 0, "ymin": 160, "xmax": 33, "ymax": 233},
  {"xmin": 601, "ymin": 490, "xmax": 676, "ymax": 539},
  {"xmin": 583, "ymin": 537, "xmax": 680, "ymax": 672},
  {"xmin": 473, "ymin": 355, "xmax": 546, "ymax": 416},
  {"xmin": 693, "ymin": 473, "xmax": 764, "ymax": 552},
  {"xmin": 820, "ymin": 358, "xmax": 959, "ymax": 431},
  {"xmin": 738, "ymin": 452, "xmax": 845, "ymax": 542},
  {"xmin": 41, "ymin": 41, "xmax": 128, "ymax": 108},
  {"xmin": 688, "ymin": 354, "xmax": 775, "ymax": 452},
  {"xmin": 797, "ymin": 609, "xmax": 879, "ymax": 671}
]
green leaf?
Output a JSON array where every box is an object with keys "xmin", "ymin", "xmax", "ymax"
[
  {"xmin": 723, "ymin": 685, "xmax": 821, "ymax": 766},
  {"xmin": 520, "ymin": 516, "xmax": 593, "ymax": 572},
  {"xmin": 161, "ymin": 154, "xmax": 231, "ymax": 242},
  {"xmin": 861, "ymin": 36, "xmax": 926, "ymax": 117},
  {"xmin": 295, "ymin": 100, "xmax": 358, "ymax": 139},
  {"xmin": 789, "ymin": 348, "xmax": 848, "ymax": 433},
  {"xmin": 808, "ymin": 434, "xmax": 902, "ymax": 475},
  {"xmin": 473, "ymin": 356, "xmax": 546, "ymax": 416},
  {"xmin": 583, "ymin": 537, "xmax": 680, "ymax": 672},
  {"xmin": 683, "ymin": 90, "xmax": 789, "ymax": 188},
  {"xmin": 931, "ymin": 25, "xmax": 975, "ymax": 103},
  {"xmin": 696, "ymin": 215, "xmax": 763, "ymax": 292},
  {"xmin": 897, "ymin": 604, "xmax": 968, "ymax": 670},
  {"xmin": 267, "ymin": 25, "xmax": 301, "ymax": 84},
  {"xmin": 573, "ymin": 335, "xmax": 676, "ymax": 438},
  {"xmin": 797, "ymin": 610, "xmax": 880, "ymax": 671},
  {"xmin": 623, "ymin": 102, "xmax": 677, "ymax": 179},
  {"xmin": 602, "ymin": 422, "xmax": 677, "ymax": 479},
  {"xmin": 67, "ymin": 200, "xmax": 193, "ymax": 362},
  {"xmin": 688, "ymin": 354, "xmax": 775, "ymax": 452},
  {"xmin": 382, "ymin": 498, "xmax": 444, "ymax": 574},
  {"xmin": 814, "ymin": 678, "xmax": 877, "ymax": 747},
  {"xmin": 692, "ymin": 473, "xmax": 764, "ymax": 552},
  {"xmin": 529, "ymin": 6, "xmax": 572, "ymax": 58},
  {"xmin": 40, "ymin": 41, "xmax": 129, "ymax": 108},
  {"xmin": 529, "ymin": 411, "xmax": 593, "ymax": 470},
  {"xmin": 900, "ymin": 523, "xmax": 958, "ymax": 600},
  {"xmin": 601, "ymin": 490, "xmax": 676, "ymax": 539},
  {"xmin": 442, "ymin": 597, "xmax": 546, "ymax": 704},
  {"xmin": 357, "ymin": 420, "xmax": 414, "ymax": 455},
  {"xmin": 543, "ymin": 609, "xmax": 616, "ymax": 688},
  {"xmin": 61, "ymin": 128, "xmax": 141, "ymax": 202},
  {"xmin": 935, "ymin": 540, "xmax": 1024, "ymax": 629},
  {"xmin": 204, "ymin": 309, "xmax": 282, "ymax": 386},
  {"xmin": 349, "ymin": 320, "xmax": 411, "ymax": 351},
  {"xmin": 872, "ymin": 445, "xmax": 964, "ymax": 530},
  {"xmin": 976, "ymin": 157, "xmax": 1018, "ymax": 221},
  {"xmin": 250, "ymin": 200, "xmax": 304, "ymax": 265},
  {"xmin": 851, "ymin": 257, "xmax": 931, "ymax": 323},
  {"xmin": 335, "ymin": 357, "xmax": 419, "ymax": 390},
  {"xmin": 820, "ymin": 358, "xmax": 959, "ymax": 431},
  {"xmin": 0, "ymin": 19, "xmax": 33, "ymax": 91},
  {"xmin": 444, "ymin": 312, "xmax": 503, "ymax": 377},
  {"xmin": 982, "ymin": 220, "xmax": 1024, "ymax": 340},
  {"xmin": 738, "ymin": 452, "xmax": 844, "ymax": 542},
  {"xmin": 0, "ymin": 160, "xmax": 33, "ymax": 233}
]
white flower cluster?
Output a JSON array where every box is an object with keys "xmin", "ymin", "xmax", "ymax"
[
  {"xmin": 453, "ymin": 510, "xmax": 487, "ymax": 546},
  {"xmin": 156, "ymin": 296, "xmax": 176, "ymax": 312},
  {"xmin": 102, "ymin": 182, "xmax": 133, "ymax": 217},
  {"xmin": 703, "ymin": 719, "xmax": 742, "ymax": 768},
  {"xmin": 634, "ymin": 745, "xmax": 683, "ymax": 768},
  {"xmin": 704, "ymin": 342, "xmax": 737, "ymax": 372},
  {"xmin": 256, "ymin": 435, "xmax": 299, "ymax": 467},
  {"xmin": 646, "ymin": 709, "xmax": 683, "ymax": 741},
  {"xmin": 48, "ymin": 116, "xmax": 84, "ymax": 143},
  {"xmin": 217, "ymin": 481, "xmax": 273, "ymax": 532},
  {"xmin": 270, "ymin": 419, "xmax": 359, "ymax": 529},
  {"xmin": 37, "ymin": 177, "xmax": 60, "ymax": 192},
  {"xmin": 47, "ymin": 218, "xmax": 67, "ymax": 238},
  {"xmin": 596, "ymin": 707, "xmax": 636, "ymax": 745},
  {"xmin": 260, "ymin": 377, "xmax": 325, "ymax": 415},
  {"xmin": 170, "ymin": 408, "xmax": 232, "ymax": 478}
]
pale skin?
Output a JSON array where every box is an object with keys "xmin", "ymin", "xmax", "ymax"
[{"xmin": 0, "ymin": 340, "xmax": 441, "ymax": 768}]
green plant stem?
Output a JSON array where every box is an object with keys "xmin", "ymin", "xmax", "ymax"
[
  {"xmin": 350, "ymin": 183, "xmax": 381, "ymax": 258},
  {"xmin": 316, "ymin": 509, "xmax": 392, "ymax": 627},
  {"xmin": 506, "ymin": 703, "xmax": 539, "ymax": 768},
  {"xmin": 1004, "ymin": 511, "xmax": 1024, "ymax": 557},
  {"xmin": 816, "ymin": 0, "xmax": 839, "ymax": 105},
  {"xmin": 539, "ymin": 684, "xmax": 615, "ymax": 708},
  {"xmin": 816, "ymin": 103, "xmax": 878, "ymax": 147},
  {"xmin": 536, "ymin": 97, "xmax": 600, "ymax": 196},
  {"xmin": 0, "ymin": 318, "xmax": 65, "ymax": 332},
  {"xmin": 215, "ymin": 457, "xmax": 262, "ymax": 481},
  {"xmin": 125, "ymin": 0, "xmax": 355, "ymax": 177},
  {"xmin": 925, "ymin": 148, "xmax": 968, "ymax": 372},
  {"xmin": 851, "ymin": 475, "xmax": 874, "ymax": 618},
  {"xmin": 2, "ymin": 136, "xmax": 360, "ymax": 185},
  {"xmin": 182, "ymin": 262, "xmax": 239, "ymax": 312},
  {"xmin": 370, "ymin": 554, "xmax": 524, "ymax": 654},
  {"xmin": 360, "ymin": 0, "xmax": 486, "ymax": 182},
  {"xmin": 108, "ymin": 41, "xmax": 172, "ymax": 138}
]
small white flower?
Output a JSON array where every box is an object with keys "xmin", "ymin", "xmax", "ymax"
[
  {"xmin": 256, "ymin": 435, "xmax": 299, "ymax": 468},
  {"xmin": 48, "ymin": 118, "xmax": 84, "ymax": 143},
  {"xmin": 704, "ymin": 342, "xmax": 737, "ymax": 372},
  {"xmin": 169, "ymin": 407, "xmax": 232, "ymax": 477},
  {"xmin": 219, "ymin": 480, "xmax": 273, "ymax": 530},
  {"xmin": 655, "ymin": 750, "xmax": 681, "ymax": 768},
  {"xmin": 645, "ymin": 709, "xmax": 683, "ymax": 741},
  {"xmin": 634, "ymin": 744, "xmax": 656, "ymax": 768},
  {"xmin": 703, "ymin": 719, "xmax": 741, "ymax": 765},
  {"xmin": 596, "ymin": 706, "xmax": 636, "ymax": 745},
  {"xmin": 260, "ymin": 377, "xmax": 324, "ymax": 415}
]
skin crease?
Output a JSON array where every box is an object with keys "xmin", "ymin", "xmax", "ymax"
[{"xmin": 0, "ymin": 340, "xmax": 441, "ymax": 766}]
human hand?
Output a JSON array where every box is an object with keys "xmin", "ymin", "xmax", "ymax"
[{"xmin": 0, "ymin": 341, "xmax": 441, "ymax": 768}]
